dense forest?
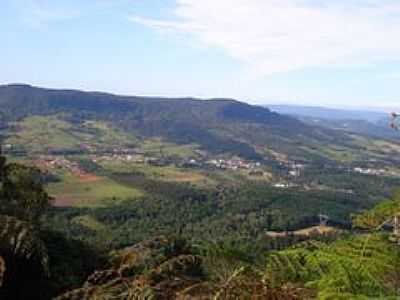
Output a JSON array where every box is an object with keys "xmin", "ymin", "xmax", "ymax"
[
  {"xmin": 1, "ymin": 85, "xmax": 400, "ymax": 299},
  {"xmin": 1, "ymin": 147, "xmax": 400, "ymax": 299}
]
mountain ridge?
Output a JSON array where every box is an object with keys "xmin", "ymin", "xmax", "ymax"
[
  {"xmin": 267, "ymin": 104, "xmax": 388, "ymax": 123},
  {"xmin": 0, "ymin": 84, "xmax": 315, "ymax": 161},
  {"xmin": 267, "ymin": 104, "xmax": 397, "ymax": 140},
  {"xmin": 0, "ymin": 84, "xmax": 394, "ymax": 163}
]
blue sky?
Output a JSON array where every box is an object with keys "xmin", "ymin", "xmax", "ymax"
[{"xmin": 2, "ymin": 0, "xmax": 400, "ymax": 109}]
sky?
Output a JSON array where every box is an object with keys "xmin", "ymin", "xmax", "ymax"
[{"xmin": 1, "ymin": 0, "xmax": 400, "ymax": 109}]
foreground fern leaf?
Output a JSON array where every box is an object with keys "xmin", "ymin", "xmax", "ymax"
[
  {"xmin": 265, "ymin": 234, "xmax": 400, "ymax": 299},
  {"xmin": 0, "ymin": 256, "xmax": 5, "ymax": 288},
  {"xmin": 0, "ymin": 214, "xmax": 49, "ymax": 299}
]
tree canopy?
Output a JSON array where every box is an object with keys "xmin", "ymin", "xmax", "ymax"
[{"xmin": 0, "ymin": 161, "xmax": 52, "ymax": 224}]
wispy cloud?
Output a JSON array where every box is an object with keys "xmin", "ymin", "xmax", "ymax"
[
  {"xmin": 129, "ymin": 16, "xmax": 191, "ymax": 32},
  {"xmin": 130, "ymin": 0, "xmax": 400, "ymax": 75}
]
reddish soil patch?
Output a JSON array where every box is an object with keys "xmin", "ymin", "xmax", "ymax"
[
  {"xmin": 78, "ymin": 173, "xmax": 101, "ymax": 183},
  {"xmin": 79, "ymin": 174, "xmax": 100, "ymax": 182},
  {"xmin": 53, "ymin": 196, "xmax": 75, "ymax": 207}
]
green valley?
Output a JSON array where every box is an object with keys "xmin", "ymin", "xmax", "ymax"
[{"xmin": 1, "ymin": 85, "xmax": 400, "ymax": 299}]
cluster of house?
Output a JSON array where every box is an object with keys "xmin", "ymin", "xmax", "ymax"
[
  {"xmin": 270, "ymin": 162, "xmax": 308, "ymax": 189},
  {"xmin": 79, "ymin": 143, "xmax": 139, "ymax": 155},
  {"xmin": 205, "ymin": 159, "xmax": 261, "ymax": 170},
  {"xmin": 35, "ymin": 156, "xmax": 87, "ymax": 177},
  {"xmin": 276, "ymin": 160, "xmax": 307, "ymax": 176},
  {"xmin": 90, "ymin": 154, "xmax": 145, "ymax": 164},
  {"xmin": 353, "ymin": 167, "xmax": 386, "ymax": 176},
  {"xmin": 2, "ymin": 144, "xmax": 13, "ymax": 150},
  {"xmin": 273, "ymin": 183, "xmax": 290, "ymax": 188},
  {"xmin": 34, "ymin": 150, "xmax": 267, "ymax": 176},
  {"xmin": 288, "ymin": 164, "xmax": 305, "ymax": 177}
]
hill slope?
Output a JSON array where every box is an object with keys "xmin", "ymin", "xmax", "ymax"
[
  {"xmin": 0, "ymin": 84, "xmax": 338, "ymax": 160},
  {"xmin": 1, "ymin": 84, "xmax": 399, "ymax": 164}
]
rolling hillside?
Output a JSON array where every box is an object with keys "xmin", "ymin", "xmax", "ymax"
[
  {"xmin": 1, "ymin": 86, "xmax": 400, "ymax": 300},
  {"xmin": 1, "ymin": 84, "xmax": 398, "ymax": 164}
]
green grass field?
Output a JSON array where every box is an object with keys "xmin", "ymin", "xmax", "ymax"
[
  {"xmin": 139, "ymin": 138, "xmax": 199, "ymax": 158},
  {"xmin": 47, "ymin": 172, "xmax": 143, "ymax": 208},
  {"xmin": 6, "ymin": 116, "xmax": 79, "ymax": 153},
  {"xmin": 80, "ymin": 120, "xmax": 139, "ymax": 147},
  {"xmin": 99, "ymin": 160, "xmax": 216, "ymax": 187},
  {"xmin": 71, "ymin": 215, "xmax": 108, "ymax": 231},
  {"xmin": 6, "ymin": 115, "xmax": 139, "ymax": 154}
]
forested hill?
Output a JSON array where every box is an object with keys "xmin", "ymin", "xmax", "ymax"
[
  {"xmin": 0, "ymin": 84, "xmax": 371, "ymax": 161},
  {"xmin": 0, "ymin": 84, "xmax": 290, "ymax": 124}
]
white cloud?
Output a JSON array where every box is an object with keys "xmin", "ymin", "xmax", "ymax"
[
  {"xmin": 129, "ymin": 16, "xmax": 191, "ymax": 32},
  {"xmin": 131, "ymin": 0, "xmax": 400, "ymax": 75}
]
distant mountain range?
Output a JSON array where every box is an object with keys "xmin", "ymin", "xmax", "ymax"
[
  {"xmin": 0, "ymin": 84, "xmax": 398, "ymax": 163},
  {"xmin": 267, "ymin": 104, "xmax": 396, "ymax": 140},
  {"xmin": 267, "ymin": 105, "xmax": 388, "ymax": 123}
]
